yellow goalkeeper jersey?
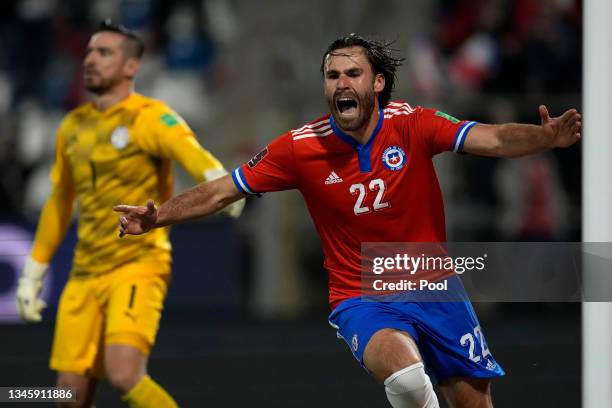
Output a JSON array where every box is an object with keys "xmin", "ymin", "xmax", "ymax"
[{"xmin": 31, "ymin": 93, "xmax": 224, "ymax": 276}]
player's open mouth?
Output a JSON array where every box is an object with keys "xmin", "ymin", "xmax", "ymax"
[{"xmin": 336, "ymin": 97, "xmax": 358, "ymax": 118}]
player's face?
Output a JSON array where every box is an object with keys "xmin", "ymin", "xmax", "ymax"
[
  {"xmin": 83, "ymin": 32, "xmax": 135, "ymax": 95},
  {"xmin": 324, "ymin": 46, "xmax": 384, "ymax": 132}
]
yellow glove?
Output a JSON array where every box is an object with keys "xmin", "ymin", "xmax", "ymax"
[
  {"xmin": 204, "ymin": 168, "xmax": 246, "ymax": 219},
  {"xmin": 15, "ymin": 256, "xmax": 48, "ymax": 322}
]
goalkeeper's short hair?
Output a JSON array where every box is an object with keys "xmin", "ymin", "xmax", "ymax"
[{"xmin": 95, "ymin": 19, "xmax": 144, "ymax": 59}]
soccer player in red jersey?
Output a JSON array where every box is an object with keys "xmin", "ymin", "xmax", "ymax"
[{"xmin": 115, "ymin": 35, "xmax": 581, "ymax": 407}]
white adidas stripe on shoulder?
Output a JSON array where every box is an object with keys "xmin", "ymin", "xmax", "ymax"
[
  {"xmin": 384, "ymin": 109, "xmax": 415, "ymax": 118},
  {"xmin": 292, "ymin": 125, "xmax": 331, "ymax": 137},
  {"xmin": 384, "ymin": 107, "xmax": 414, "ymax": 116},
  {"xmin": 293, "ymin": 128, "xmax": 333, "ymax": 140},
  {"xmin": 292, "ymin": 118, "xmax": 329, "ymax": 135},
  {"xmin": 292, "ymin": 124, "xmax": 331, "ymax": 137},
  {"xmin": 384, "ymin": 103, "xmax": 415, "ymax": 114},
  {"xmin": 387, "ymin": 101, "xmax": 415, "ymax": 110},
  {"xmin": 384, "ymin": 103, "xmax": 416, "ymax": 119},
  {"xmin": 384, "ymin": 111, "xmax": 414, "ymax": 119}
]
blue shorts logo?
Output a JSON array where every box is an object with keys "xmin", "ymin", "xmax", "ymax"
[
  {"xmin": 486, "ymin": 359, "xmax": 497, "ymax": 371},
  {"xmin": 382, "ymin": 146, "xmax": 406, "ymax": 171},
  {"xmin": 352, "ymin": 334, "xmax": 359, "ymax": 352}
]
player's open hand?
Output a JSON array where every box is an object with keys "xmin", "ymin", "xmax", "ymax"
[
  {"xmin": 539, "ymin": 105, "xmax": 582, "ymax": 148},
  {"xmin": 113, "ymin": 199, "xmax": 158, "ymax": 237}
]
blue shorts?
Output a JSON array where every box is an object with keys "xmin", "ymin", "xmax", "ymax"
[{"xmin": 328, "ymin": 283, "xmax": 505, "ymax": 382}]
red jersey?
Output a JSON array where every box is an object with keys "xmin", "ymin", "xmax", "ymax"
[{"xmin": 232, "ymin": 101, "xmax": 477, "ymax": 308}]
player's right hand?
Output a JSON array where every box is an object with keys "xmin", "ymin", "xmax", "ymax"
[
  {"xmin": 15, "ymin": 256, "xmax": 48, "ymax": 322},
  {"xmin": 113, "ymin": 199, "xmax": 158, "ymax": 237}
]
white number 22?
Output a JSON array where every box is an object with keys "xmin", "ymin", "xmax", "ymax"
[
  {"xmin": 460, "ymin": 325, "xmax": 492, "ymax": 363},
  {"xmin": 349, "ymin": 178, "xmax": 390, "ymax": 215}
]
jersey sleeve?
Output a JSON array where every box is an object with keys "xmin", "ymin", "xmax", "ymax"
[
  {"xmin": 413, "ymin": 107, "xmax": 478, "ymax": 156},
  {"xmin": 32, "ymin": 120, "xmax": 76, "ymax": 263},
  {"xmin": 231, "ymin": 133, "xmax": 298, "ymax": 195},
  {"xmin": 49, "ymin": 119, "xmax": 74, "ymax": 188},
  {"xmin": 135, "ymin": 104, "xmax": 224, "ymax": 183}
]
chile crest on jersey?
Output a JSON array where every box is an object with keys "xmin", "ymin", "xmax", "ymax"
[{"xmin": 382, "ymin": 145, "xmax": 406, "ymax": 171}]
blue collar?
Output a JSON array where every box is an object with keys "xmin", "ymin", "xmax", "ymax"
[{"xmin": 329, "ymin": 108, "xmax": 384, "ymax": 173}]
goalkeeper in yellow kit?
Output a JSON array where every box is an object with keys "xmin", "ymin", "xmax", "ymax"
[{"xmin": 14, "ymin": 21, "xmax": 243, "ymax": 407}]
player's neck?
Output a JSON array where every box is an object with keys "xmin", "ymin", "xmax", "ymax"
[
  {"xmin": 91, "ymin": 83, "xmax": 134, "ymax": 111},
  {"xmin": 343, "ymin": 107, "xmax": 380, "ymax": 145}
]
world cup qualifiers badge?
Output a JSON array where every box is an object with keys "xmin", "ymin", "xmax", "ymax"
[{"xmin": 382, "ymin": 146, "xmax": 406, "ymax": 171}]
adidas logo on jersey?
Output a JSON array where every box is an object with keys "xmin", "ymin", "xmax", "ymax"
[{"xmin": 325, "ymin": 171, "xmax": 343, "ymax": 185}]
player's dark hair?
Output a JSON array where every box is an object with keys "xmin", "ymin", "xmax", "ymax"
[
  {"xmin": 95, "ymin": 19, "xmax": 144, "ymax": 59},
  {"xmin": 321, "ymin": 34, "xmax": 404, "ymax": 108}
]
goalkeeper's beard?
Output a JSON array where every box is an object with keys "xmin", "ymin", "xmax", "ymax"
[{"xmin": 85, "ymin": 74, "xmax": 121, "ymax": 95}]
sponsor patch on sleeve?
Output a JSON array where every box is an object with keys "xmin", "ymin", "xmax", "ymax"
[
  {"xmin": 247, "ymin": 147, "xmax": 269, "ymax": 168},
  {"xmin": 160, "ymin": 113, "xmax": 180, "ymax": 127},
  {"xmin": 435, "ymin": 110, "xmax": 460, "ymax": 124}
]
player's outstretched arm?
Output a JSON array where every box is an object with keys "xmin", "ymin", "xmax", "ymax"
[
  {"xmin": 463, "ymin": 105, "xmax": 581, "ymax": 158},
  {"xmin": 114, "ymin": 174, "xmax": 244, "ymax": 237}
]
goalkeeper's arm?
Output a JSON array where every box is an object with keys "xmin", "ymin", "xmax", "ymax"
[
  {"xmin": 16, "ymin": 185, "xmax": 75, "ymax": 322},
  {"xmin": 141, "ymin": 110, "xmax": 246, "ymax": 219}
]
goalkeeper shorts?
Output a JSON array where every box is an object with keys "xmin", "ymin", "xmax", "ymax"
[{"xmin": 49, "ymin": 261, "xmax": 170, "ymax": 377}]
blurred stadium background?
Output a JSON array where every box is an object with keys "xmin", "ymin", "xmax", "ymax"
[{"xmin": 0, "ymin": 0, "xmax": 582, "ymax": 406}]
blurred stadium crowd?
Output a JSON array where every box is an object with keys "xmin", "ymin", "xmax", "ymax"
[{"xmin": 0, "ymin": 0, "xmax": 582, "ymax": 314}]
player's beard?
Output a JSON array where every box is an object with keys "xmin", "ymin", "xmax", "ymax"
[
  {"xmin": 328, "ymin": 87, "xmax": 376, "ymax": 132},
  {"xmin": 84, "ymin": 72, "xmax": 120, "ymax": 95}
]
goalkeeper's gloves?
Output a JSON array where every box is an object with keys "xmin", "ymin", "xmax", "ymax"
[
  {"xmin": 15, "ymin": 256, "xmax": 48, "ymax": 322},
  {"xmin": 204, "ymin": 168, "xmax": 246, "ymax": 219}
]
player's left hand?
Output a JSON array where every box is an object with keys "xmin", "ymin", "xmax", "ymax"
[
  {"xmin": 113, "ymin": 199, "xmax": 158, "ymax": 237},
  {"xmin": 539, "ymin": 105, "xmax": 582, "ymax": 148}
]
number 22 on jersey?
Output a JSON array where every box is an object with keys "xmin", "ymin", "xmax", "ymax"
[{"xmin": 349, "ymin": 178, "xmax": 390, "ymax": 215}]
